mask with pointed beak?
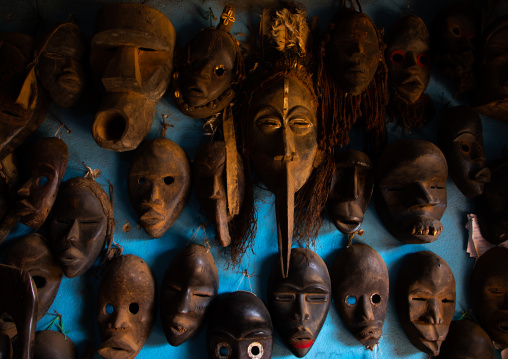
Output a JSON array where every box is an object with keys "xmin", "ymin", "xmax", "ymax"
[{"xmin": 436, "ymin": 320, "xmax": 494, "ymax": 359}]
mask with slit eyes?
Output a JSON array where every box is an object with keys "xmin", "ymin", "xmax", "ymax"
[
  {"xmin": 90, "ymin": 3, "xmax": 175, "ymax": 151},
  {"xmin": 436, "ymin": 320, "xmax": 494, "ymax": 359},
  {"xmin": 268, "ymin": 248, "xmax": 330, "ymax": 358},
  {"xmin": 160, "ymin": 244, "xmax": 218, "ymax": 347},
  {"xmin": 33, "ymin": 330, "xmax": 77, "ymax": 359},
  {"xmin": 208, "ymin": 291, "xmax": 273, "ymax": 359},
  {"xmin": 128, "ymin": 138, "xmax": 191, "ymax": 238},
  {"xmin": 396, "ymin": 251, "xmax": 456, "ymax": 356},
  {"xmin": 375, "ymin": 140, "xmax": 448, "ymax": 244},
  {"xmin": 97, "ymin": 255, "xmax": 155, "ymax": 359},
  {"xmin": 331, "ymin": 243, "xmax": 388, "ymax": 350}
]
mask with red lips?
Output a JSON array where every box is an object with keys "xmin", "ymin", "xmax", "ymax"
[
  {"xmin": 396, "ymin": 251, "xmax": 456, "ymax": 356},
  {"xmin": 128, "ymin": 138, "xmax": 191, "ymax": 238},
  {"xmin": 331, "ymin": 244, "xmax": 388, "ymax": 350},
  {"xmin": 97, "ymin": 254, "xmax": 155, "ymax": 359},
  {"xmin": 436, "ymin": 320, "xmax": 494, "ymax": 359},
  {"xmin": 268, "ymin": 248, "xmax": 330, "ymax": 357}
]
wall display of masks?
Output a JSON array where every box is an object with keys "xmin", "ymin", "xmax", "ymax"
[{"xmin": 1, "ymin": 0, "xmax": 508, "ymax": 358}]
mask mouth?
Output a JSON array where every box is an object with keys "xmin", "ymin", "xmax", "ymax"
[
  {"xmin": 94, "ymin": 110, "xmax": 127, "ymax": 144},
  {"xmin": 473, "ymin": 167, "xmax": 491, "ymax": 183},
  {"xmin": 355, "ymin": 324, "xmax": 382, "ymax": 340},
  {"xmin": 58, "ymin": 69, "xmax": 81, "ymax": 92},
  {"xmin": 58, "ymin": 247, "xmax": 84, "ymax": 266},
  {"xmin": 405, "ymin": 217, "xmax": 444, "ymax": 242},
  {"xmin": 170, "ymin": 322, "xmax": 188, "ymax": 335},
  {"xmin": 98, "ymin": 337, "xmax": 136, "ymax": 359},
  {"xmin": 15, "ymin": 199, "xmax": 36, "ymax": 216},
  {"xmin": 288, "ymin": 328, "xmax": 315, "ymax": 349},
  {"xmin": 333, "ymin": 216, "xmax": 363, "ymax": 234},
  {"xmin": 139, "ymin": 205, "xmax": 165, "ymax": 225},
  {"xmin": 418, "ymin": 338, "xmax": 442, "ymax": 356}
]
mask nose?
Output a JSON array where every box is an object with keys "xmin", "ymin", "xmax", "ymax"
[
  {"xmin": 274, "ymin": 125, "xmax": 297, "ymax": 162},
  {"xmin": 209, "ymin": 175, "xmax": 224, "ymax": 200},
  {"xmin": 147, "ymin": 182, "xmax": 162, "ymax": 205},
  {"xmin": 176, "ymin": 288, "xmax": 192, "ymax": 314},
  {"xmin": 357, "ymin": 295, "xmax": 375, "ymax": 322},
  {"xmin": 109, "ymin": 307, "xmax": 131, "ymax": 331},
  {"xmin": 17, "ymin": 179, "xmax": 32, "ymax": 198},
  {"xmin": 421, "ymin": 298, "xmax": 443, "ymax": 324},
  {"xmin": 291, "ymin": 294, "xmax": 310, "ymax": 322},
  {"xmin": 102, "ymin": 46, "xmax": 142, "ymax": 92},
  {"xmin": 339, "ymin": 167, "xmax": 358, "ymax": 201},
  {"xmin": 63, "ymin": 219, "xmax": 80, "ymax": 244},
  {"xmin": 409, "ymin": 181, "xmax": 439, "ymax": 209}
]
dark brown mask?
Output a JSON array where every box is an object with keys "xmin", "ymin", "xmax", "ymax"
[
  {"xmin": 268, "ymin": 248, "xmax": 330, "ymax": 357},
  {"xmin": 90, "ymin": 3, "xmax": 176, "ymax": 151},
  {"xmin": 396, "ymin": 251, "xmax": 455, "ymax": 356},
  {"xmin": 438, "ymin": 106, "xmax": 490, "ymax": 199},
  {"xmin": 208, "ymin": 291, "xmax": 273, "ymax": 359},
  {"xmin": 33, "ymin": 330, "xmax": 76, "ymax": 359},
  {"xmin": 49, "ymin": 177, "xmax": 113, "ymax": 278},
  {"xmin": 128, "ymin": 138, "xmax": 191, "ymax": 238},
  {"xmin": 16, "ymin": 137, "xmax": 68, "ymax": 228},
  {"xmin": 0, "ymin": 153, "xmax": 19, "ymax": 224},
  {"xmin": 375, "ymin": 140, "xmax": 448, "ymax": 244},
  {"xmin": 194, "ymin": 141, "xmax": 245, "ymax": 247},
  {"xmin": 97, "ymin": 254, "xmax": 155, "ymax": 359},
  {"xmin": 331, "ymin": 244, "xmax": 388, "ymax": 350},
  {"xmin": 160, "ymin": 244, "xmax": 218, "ymax": 347},
  {"xmin": 328, "ymin": 150, "xmax": 373, "ymax": 234},
  {"xmin": 436, "ymin": 320, "xmax": 494, "ymax": 359}
]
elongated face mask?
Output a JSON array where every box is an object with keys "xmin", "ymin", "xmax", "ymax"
[
  {"xmin": 160, "ymin": 244, "xmax": 218, "ymax": 346},
  {"xmin": 376, "ymin": 140, "xmax": 448, "ymax": 244},
  {"xmin": 268, "ymin": 248, "xmax": 330, "ymax": 357},
  {"xmin": 33, "ymin": 330, "xmax": 76, "ymax": 359},
  {"xmin": 331, "ymin": 244, "xmax": 388, "ymax": 349},
  {"xmin": 436, "ymin": 320, "xmax": 494, "ymax": 359},
  {"xmin": 438, "ymin": 106, "xmax": 490, "ymax": 199},
  {"xmin": 208, "ymin": 291, "xmax": 273, "ymax": 359},
  {"xmin": 396, "ymin": 251, "xmax": 455, "ymax": 356},
  {"xmin": 97, "ymin": 255, "xmax": 155, "ymax": 359},
  {"xmin": 128, "ymin": 138, "xmax": 191, "ymax": 238},
  {"xmin": 328, "ymin": 150, "xmax": 373, "ymax": 234},
  {"xmin": 16, "ymin": 138, "xmax": 68, "ymax": 228},
  {"xmin": 90, "ymin": 3, "xmax": 175, "ymax": 151}
]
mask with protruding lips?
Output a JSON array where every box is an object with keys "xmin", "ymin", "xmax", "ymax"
[
  {"xmin": 331, "ymin": 243, "xmax": 388, "ymax": 350},
  {"xmin": 33, "ymin": 330, "xmax": 77, "ymax": 359},
  {"xmin": 436, "ymin": 320, "xmax": 494, "ymax": 359},
  {"xmin": 268, "ymin": 248, "xmax": 330, "ymax": 357},
  {"xmin": 375, "ymin": 140, "xmax": 448, "ymax": 244},
  {"xmin": 97, "ymin": 254, "xmax": 155, "ymax": 359},
  {"xmin": 128, "ymin": 138, "xmax": 190, "ymax": 238},
  {"xmin": 396, "ymin": 251, "xmax": 455, "ymax": 356}
]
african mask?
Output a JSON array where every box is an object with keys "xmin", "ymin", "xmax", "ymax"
[
  {"xmin": 160, "ymin": 244, "xmax": 218, "ymax": 347},
  {"xmin": 471, "ymin": 247, "xmax": 508, "ymax": 347},
  {"xmin": 128, "ymin": 138, "xmax": 190, "ymax": 238},
  {"xmin": 438, "ymin": 106, "xmax": 490, "ymax": 198},
  {"xmin": 436, "ymin": 320, "xmax": 494, "ymax": 359},
  {"xmin": 33, "ymin": 330, "xmax": 76, "ymax": 359},
  {"xmin": 375, "ymin": 140, "xmax": 448, "ymax": 244},
  {"xmin": 331, "ymin": 244, "xmax": 388, "ymax": 349},
  {"xmin": 97, "ymin": 254, "xmax": 155, "ymax": 359},
  {"xmin": 0, "ymin": 153, "xmax": 19, "ymax": 231},
  {"xmin": 49, "ymin": 177, "xmax": 114, "ymax": 278},
  {"xmin": 268, "ymin": 248, "xmax": 330, "ymax": 357},
  {"xmin": 194, "ymin": 141, "xmax": 245, "ymax": 247},
  {"xmin": 16, "ymin": 137, "xmax": 68, "ymax": 228},
  {"xmin": 90, "ymin": 3, "xmax": 176, "ymax": 151},
  {"xmin": 396, "ymin": 251, "xmax": 456, "ymax": 356},
  {"xmin": 172, "ymin": 5, "xmax": 244, "ymax": 118},
  {"xmin": 36, "ymin": 23, "xmax": 86, "ymax": 108},
  {"xmin": 208, "ymin": 291, "xmax": 273, "ymax": 359},
  {"xmin": 477, "ymin": 162, "xmax": 508, "ymax": 244},
  {"xmin": 328, "ymin": 150, "xmax": 373, "ymax": 234}
]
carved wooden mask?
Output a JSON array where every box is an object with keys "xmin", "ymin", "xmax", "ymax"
[
  {"xmin": 0, "ymin": 153, "xmax": 19, "ymax": 224},
  {"xmin": 436, "ymin": 320, "xmax": 494, "ymax": 359},
  {"xmin": 33, "ymin": 330, "xmax": 76, "ymax": 359}
]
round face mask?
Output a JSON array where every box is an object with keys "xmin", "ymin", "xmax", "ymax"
[
  {"xmin": 160, "ymin": 244, "xmax": 218, "ymax": 347},
  {"xmin": 331, "ymin": 244, "xmax": 388, "ymax": 349},
  {"xmin": 396, "ymin": 251, "xmax": 456, "ymax": 356},
  {"xmin": 16, "ymin": 137, "xmax": 68, "ymax": 229},
  {"xmin": 49, "ymin": 177, "xmax": 111, "ymax": 278},
  {"xmin": 436, "ymin": 320, "xmax": 494, "ymax": 359},
  {"xmin": 376, "ymin": 140, "xmax": 448, "ymax": 244},
  {"xmin": 327, "ymin": 10, "xmax": 380, "ymax": 96},
  {"xmin": 97, "ymin": 254, "xmax": 155, "ymax": 359},
  {"xmin": 268, "ymin": 248, "xmax": 330, "ymax": 357},
  {"xmin": 438, "ymin": 106, "xmax": 490, "ymax": 199},
  {"xmin": 328, "ymin": 150, "xmax": 373, "ymax": 234},
  {"xmin": 33, "ymin": 330, "xmax": 76, "ymax": 359},
  {"xmin": 208, "ymin": 291, "xmax": 273, "ymax": 359},
  {"xmin": 386, "ymin": 15, "xmax": 431, "ymax": 104},
  {"xmin": 128, "ymin": 138, "xmax": 191, "ymax": 238}
]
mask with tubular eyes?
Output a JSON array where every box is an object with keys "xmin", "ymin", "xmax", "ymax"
[
  {"xmin": 375, "ymin": 140, "xmax": 448, "ymax": 244},
  {"xmin": 128, "ymin": 138, "xmax": 191, "ymax": 239},
  {"xmin": 436, "ymin": 320, "xmax": 494, "ymax": 359},
  {"xmin": 396, "ymin": 251, "xmax": 456, "ymax": 357},
  {"xmin": 268, "ymin": 248, "xmax": 330, "ymax": 358}
]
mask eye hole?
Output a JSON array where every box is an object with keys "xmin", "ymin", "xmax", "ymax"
[
  {"xmin": 390, "ymin": 50, "xmax": 405, "ymax": 64},
  {"xmin": 371, "ymin": 293, "xmax": 381, "ymax": 304},
  {"xmin": 417, "ymin": 53, "xmax": 430, "ymax": 68},
  {"xmin": 32, "ymin": 275, "xmax": 47, "ymax": 289},
  {"xmin": 215, "ymin": 342, "xmax": 231, "ymax": 359},
  {"xmin": 451, "ymin": 25, "xmax": 461, "ymax": 37},
  {"xmin": 215, "ymin": 65, "xmax": 225, "ymax": 78},
  {"xmin": 105, "ymin": 303, "xmax": 114, "ymax": 315},
  {"xmin": 37, "ymin": 176, "xmax": 48, "ymax": 186},
  {"xmin": 460, "ymin": 141, "xmax": 471, "ymax": 153},
  {"xmin": 138, "ymin": 177, "xmax": 146, "ymax": 185},
  {"xmin": 345, "ymin": 295, "xmax": 357, "ymax": 306},
  {"xmin": 247, "ymin": 342, "xmax": 264, "ymax": 359},
  {"xmin": 129, "ymin": 303, "xmax": 139, "ymax": 314},
  {"xmin": 164, "ymin": 176, "xmax": 174, "ymax": 185}
]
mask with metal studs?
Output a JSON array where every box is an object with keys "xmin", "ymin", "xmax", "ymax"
[
  {"xmin": 436, "ymin": 320, "xmax": 494, "ymax": 359},
  {"xmin": 33, "ymin": 330, "xmax": 76, "ymax": 359},
  {"xmin": 208, "ymin": 291, "xmax": 273, "ymax": 359},
  {"xmin": 128, "ymin": 138, "xmax": 191, "ymax": 238}
]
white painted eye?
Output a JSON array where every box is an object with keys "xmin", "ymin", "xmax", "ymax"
[
  {"xmin": 248, "ymin": 342, "xmax": 263, "ymax": 358},
  {"xmin": 215, "ymin": 342, "xmax": 231, "ymax": 359}
]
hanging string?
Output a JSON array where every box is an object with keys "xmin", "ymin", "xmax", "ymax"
[
  {"xmin": 42, "ymin": 311, "xmax": 70, "ymax": 340},
  {"xmin": 235, "ymin": 269, "xmax": 258, "ymax": 292}
]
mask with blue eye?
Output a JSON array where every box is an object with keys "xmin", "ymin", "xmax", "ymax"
[{"xmin": 207, "ymin": 291, "xmax": 273, "ymax": 359}]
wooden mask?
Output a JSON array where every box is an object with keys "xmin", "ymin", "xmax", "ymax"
[
  {"xmin": 97, "ymin": 255, "xmax": 155, "ymax": 359},
  {"xmin": 331, "ymin": 244, "xmax": 388, "ymax": 350},
  {"xmin": 16, "ymin": 137, "xmax": 68, "ymax": 228},
  {"xmin": 396, "ymin": 251, "xmax": 455, "ymax": 356},
  {"xmin": 438, "ymin": 106, "xmax": 490, "ymax": 199},
  {"xmin": 436, "ymin": 320, "xmax": 494, "ymax": 359},
  {"xmin": 375, "ymin": 140, "xmax": 447, "ymax": 244},
  {"xmin": 268, "ymin": 248, "xmax": 330, "ymax": 357},
  {"xmin": 128, "ymin": 138, "xmax": 191, "ymax": 238},
  {"xmin": 208, "ymin": 291, "xmax": 273, "ymax": 359},
  {"xmin": 90, "ymin": 3, "xmax": 176, "ymax": 151},
  {"xmin": 160, "ymin": 244, "xmax": 218, "ymax": 347},
  {"xmin": 0, "ymin": 153, "xmax": 19, "ymax": 229},
  {"xmin": 33, "ymin": 330, "xmax": 76, "ymax": 359}
]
